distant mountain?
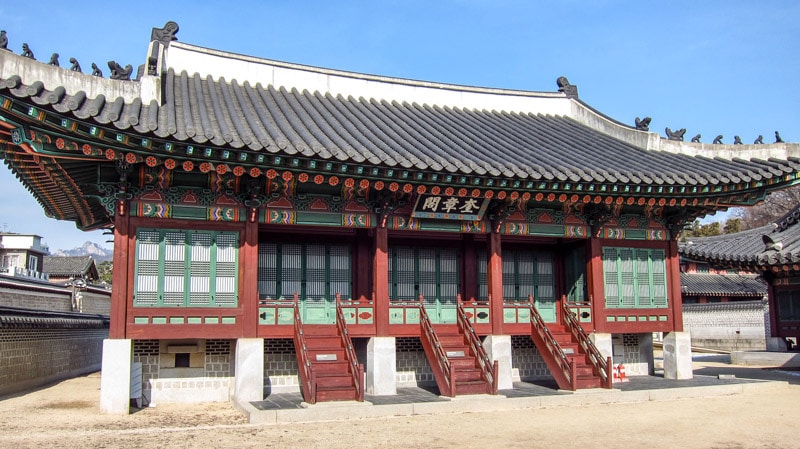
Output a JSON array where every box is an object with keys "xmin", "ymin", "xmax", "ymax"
[{"xmin": 52, "ymin": 241, "xmax": 114, "ymax": 262}]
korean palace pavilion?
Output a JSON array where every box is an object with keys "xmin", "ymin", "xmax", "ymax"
[{"xmin": 1, "ymin": 23, "xmax": 798, "ymax": 413}]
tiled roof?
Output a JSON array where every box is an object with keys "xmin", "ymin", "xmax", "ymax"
[
  {"xmin": 680, "ymin": 272, "xmax": 766, "ymax": 297},
  {"xmin": 1, "ymin": 47, "xmax": 799, "ymax": 188},
  {"xmin": 42, "ymin": 256, "xmax": 97, "ymax": 277},
  {"xmin": 680, "ymin": 206, "xmax": 800, "ymax": 267},
  {"xmin": 1, "ymin": 32, "xmax": 800, "ymax": 230}
]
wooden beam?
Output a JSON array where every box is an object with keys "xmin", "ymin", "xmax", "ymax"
[
  {"xmin": 587, "ymin": 237, "xmax": 605, "ymax": 333},
  {"xmin": 241, "ymin": 218, "xmax": 259, "ymax": 337},
  {"xmin": 109, "ymin": 203, "xmax": 130, "ymax": 339},
  {"xmin": 488, "ymin": 231, "xmax": 504, "ymax": 335},
  {"xmin": 462, "ymin": 234, "xmax": 478, "ymax": 301},
  {"xmin": 355, "ymin": 229, "xmax": 371, "ymax": 299},
  {"xmin": 667, "ymin": 239, "xmax": 683, "ymax": 332},
  {"xmin": 373, "ymin": 227, "xmax": 389, "ymax": 336}
]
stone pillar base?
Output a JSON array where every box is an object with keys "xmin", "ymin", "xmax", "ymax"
[
  {"xmin": 767, "ymin": 337, "xmax": 788, "ymax": 352},
  {"xmin": 235, "ymin": 338, "xmax": 264, "ymax": 403},
  {"xmin": 589, "ymin": 332, "xmax": 613, "ymax": 360},
  {"xmin": 99, "ymin": 339, "xmax": 132, "ymax": 414},
  {"xmin": 483, "ymin": 334, "xmax": 513, "ymax": 390},
  {"xmin": 663, "ymin": 331, "xmax": 693, "ymax": 380},
  {"xmin": 367, "ymin": 337, "xmax": 396, "ymax": 395}
]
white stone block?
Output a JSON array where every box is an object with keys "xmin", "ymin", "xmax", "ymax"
[
  {"xmin": 482, "ymin": 335, "xmax": 513, "ymax": 390},
  {"xmin": 663, "ymin": 332, "xmax": 693, "ymax": 380},
  {"xmin": 234, "ymin": 338, "xmax": 264, "ymax": 403},
  {"xmin": 99, "ymin": 339, "xmax": 132, "ymax": 414},
  {"xmin": 367, "ymin": 337, "xmax": 397, "ymax": 395}
]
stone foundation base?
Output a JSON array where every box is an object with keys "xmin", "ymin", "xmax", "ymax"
[{"xmin": 149, "ymin": 377, "xmax": 233, "ymax": 406}]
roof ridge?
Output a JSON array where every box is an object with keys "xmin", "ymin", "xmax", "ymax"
[{"xmin": 773, "ymin": 204, "xmax": 800, "ymax": 232}]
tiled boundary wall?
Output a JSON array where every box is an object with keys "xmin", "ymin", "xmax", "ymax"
[
  {"xmin": 0, "ymin": 278, "xmax": 110, "ymax": 315},
  {"xmin": 133, "ymin": 339, "xmax": 234, "ymax": 405},
  {"xmin": 683, "ymin": 300, "xmax": 768, "ymax": 351},
  {"xmin": 0, "ymin": 308, "xmax": 108, "ymax": 396}
]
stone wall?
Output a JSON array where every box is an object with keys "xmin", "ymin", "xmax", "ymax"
[
  {"xmin": 396, "ymin": 337, "xmax": 434, "ymax": 387},
  {"xmin": 0, "ymin": 315, "xmax": 108, "ymax": 396},
  {"xmin": 133, "ymin": 338, "xmax": 234, "ymax": 406},
  {"xmin": 683, "ymin": 300, "xmax": 767, "ymax": 351},
  {"xmin": 611, "ymin": 333, "xmax": 653, "ymax": 376},
  {"xmin": 263, "ymin": 338, "xmax": 299, "ymax": 394},
  {"xmin": 511, "ymin": 335, "xmax": 551, "ymax": 381}
]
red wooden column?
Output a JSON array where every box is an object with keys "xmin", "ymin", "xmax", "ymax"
[
  {"xmin": 488, "ymin": 231, "xmax": 504, "ymax": 335},
  {"xmin": 667, "ymin": 239, "xmax": 684, "ymax": 332},
  {"xmin": 373, "ymin": 226, "xmax": 389, "ymax": 336},
  {"xmin": 355, "ymin": 229, "xmax": 371, "ymax": 299},
  {"xmin": 109, "ymin": 201, "xmax": 131, "ymax": 339},
  {"xmin": 462, "ymin": 235, "xmax": 478, "ymax": 301},
  {"xmin": 586, "ymin": 237, "xmax": 605, "ymax": 331},
  {"xmin": 241, "ymin": 217, "xmax": 259, "ymax": 337}
]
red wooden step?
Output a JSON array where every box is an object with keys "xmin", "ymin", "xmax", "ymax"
[
  {"xmin": 316, "ymin": 386, "xmax": 358, "ymax": 402},
  {"xmin": 311, "ymin": 360, "xmax": 351, "ymax": 374},
  {"xmin": 304, "ymin": 335, "xmax": 343, "ymax": 347},
  {"xmin": 455, "ymin": 380, "xmax": 490, "ymax": 395},
  {"xmin": 575, "ymin": 376, "xmax": 603, "ymax": 389},
  {"xmin": 438, "ymin": 335, "xmax": 467, "ymax": 346},
  {"xmin": 449, "ymin": 356, "xmax": 477, "ymax": 368},
  {"xmin": 315, "ymin": 373, "xmax": 355, "ymax": 387},
  {"xmin": 302, "ymin": 325, "xmax": 339, "ymax": 336},
  {"xmin": 307, "ymin": 349, "xmax": 346, "ymax": 361},
  {"xmin": 454, "ymin": 368, "xmax": 483, "ymax": 382}
]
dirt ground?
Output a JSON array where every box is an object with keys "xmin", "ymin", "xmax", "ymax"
[{"xmin": 1, "ymin": 356, "xmax": 799, "ymax": 449}]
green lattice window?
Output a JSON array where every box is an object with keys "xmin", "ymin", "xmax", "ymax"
[
  {"xmin": 776, "ymin": 289, "xmax": 800, "ymax": 321},
  {"xmin": 257, "ymin": 242, "xmax": 351, "ymax": 301},
  {"xmin": 603, "ymin": 247, "xmax": 668, "ymax": 309},
  {"xmin": 389, "ymin": 246, "xmax": 459, "ymax": 304},
  {"xmin": 134, "ymin": 229, "xmax": 239, "ymax": 307},
  {"xmin": 564, "ymin": 245, "xmax": 586, "ymax": 303},
  {"xmin": 477, "ymin": 248, "xmax": 555, "ymax": 302}
]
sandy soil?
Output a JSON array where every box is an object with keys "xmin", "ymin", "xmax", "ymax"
[{"xmin": 1, "ymin": 359, "xmax": 799, "ymax": 449}]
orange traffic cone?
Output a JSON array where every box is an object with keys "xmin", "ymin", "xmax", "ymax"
[{"xmin": 618, "ymin": 363, "xmax": 628, "ymax": 382}]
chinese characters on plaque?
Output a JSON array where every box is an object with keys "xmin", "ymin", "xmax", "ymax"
[{"xmin": 411, "ymin": 194, "xmax": 489, "ymax": 221}]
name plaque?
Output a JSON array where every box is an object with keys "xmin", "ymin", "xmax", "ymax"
[{"xmin": 411, "ymin": 194, "xmax": 489, "ymax": 221}]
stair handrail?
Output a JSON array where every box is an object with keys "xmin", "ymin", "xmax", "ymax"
[
  {"xmin": 456, "ymin": 295, "xmax": 498, "ymax": 394},
  {"xmin": 335, "ymin": 293, "xmax": 365, "ymax": 402},
  {"xmin": 292, "ymin": 293, "xmax": 317, "ymax": 404},
  {"xmin": 528, "ymin": 294, "xmax": 574, "ymax": 390},
  {"xmin": 562, "ymin": 299, "xmax": 613, "ymax": 389},
  {"xmin": 418, "ymin": 294, "xmax": 455, "ymax": 397}
]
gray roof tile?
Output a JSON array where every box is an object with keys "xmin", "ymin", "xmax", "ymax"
[
  {"xmin": 680, "ymin": 206, "xmax": 800, "ymax": 267},
  {"xmin": 681, "ymin": 273, "xmax": 766, "ymax": 297},
  {"xmin": 2, "ymin": 55, "xmax": 800, "ymax": 190}
]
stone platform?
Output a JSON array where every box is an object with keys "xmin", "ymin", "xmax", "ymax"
[{"xmin": 239, "ymin": 374, "xmax": 787, "ymax": 425}]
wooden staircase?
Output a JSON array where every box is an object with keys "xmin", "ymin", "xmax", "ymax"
[
  {"xmin": 293, "ymin": 299, "xmax": 364, "ymax": 404},
  {"xmin": 419, "ymin": 297, "xmax": 498, "ymax": 397},
  {"xmin": 528, "ymin": 297, "xmax": 612, "ymax": 391}
]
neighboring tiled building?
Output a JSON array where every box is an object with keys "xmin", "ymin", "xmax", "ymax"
[
  {"xmin": 2, "ymin": 21, "xmax": 800, "ymax": 413},
  {"xmin": 681, "ymin": 207, "xmax": 800, "ymax": 351},
  {"xmin": 680, "ymin": 272, "xmax": 766, "ymax": 304},
  {"xmin": 678, "ymin": 271, "xmax": 768, "ymax": 351},
  {"xmin": 43, "ymin": 255, "xmax": 100, "ymax": 285}
]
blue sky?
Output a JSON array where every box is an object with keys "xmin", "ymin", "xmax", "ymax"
[{"xmin": 0, "ymin": 0, "xmax": 798, "ymax": 250}]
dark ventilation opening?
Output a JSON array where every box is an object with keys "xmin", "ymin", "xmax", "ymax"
[{"xmin": 175, "ymin": 353, "xmax": 190, "ymax": 368}]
